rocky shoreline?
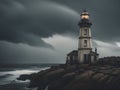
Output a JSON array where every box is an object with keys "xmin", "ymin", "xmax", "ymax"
[{"xmin": 17, "ymin": 57, "xmax": 120, "ymax": 90}]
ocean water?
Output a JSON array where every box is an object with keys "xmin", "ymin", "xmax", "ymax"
[{"xmin": 0, "ymin": 64, "xmax": 56, "ymax": 90}]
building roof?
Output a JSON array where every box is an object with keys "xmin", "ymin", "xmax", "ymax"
[
  {"xmin": 81, "ymin": 10, "xmax": 89, "ymax": 16},
  {"xmin": 67, "ymin": 50, "xmax": 78, "ymax": 56}
]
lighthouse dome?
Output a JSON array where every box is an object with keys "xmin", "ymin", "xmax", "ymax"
[{"xmin": 81, "ymin": 10, "xmax": 89, "ymax": 19}]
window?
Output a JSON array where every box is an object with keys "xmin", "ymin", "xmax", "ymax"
[
  {"xmin": 84, "ymin": 29, "xmax": 87, "ymax": 35},
  {"xmin": 84, "ymin": 40, "xmax": 87, "ymax": 47}
]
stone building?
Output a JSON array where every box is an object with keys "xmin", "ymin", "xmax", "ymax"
[
  {"xmin": 66, "ymin": 50, "xmax": 78, "ymax": 64},
  {"xmin": 66, "ymin": 10, "xmax": 99, "ymax": 64}
]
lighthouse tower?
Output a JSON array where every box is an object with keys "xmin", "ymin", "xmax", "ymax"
[
  {"xmin": 66, "ymin": 10, "xmax": 99, "ymax": 65},
  {"xmin": 78, "ymin": 10, "xmax": 94, "ymax": 63}
]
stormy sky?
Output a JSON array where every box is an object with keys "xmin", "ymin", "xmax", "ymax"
[{"xmin": 0, "ymin": 0, "xmax": 120, "ymax": 64}]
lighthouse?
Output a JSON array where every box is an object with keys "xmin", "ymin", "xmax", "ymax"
[
  {"xmin": 66, "ymin": 10, "xmax": 99, "ymax": 65},
  {"xmin": 78, "ymin": 10, "xmax": 99, "ymax": 64}
]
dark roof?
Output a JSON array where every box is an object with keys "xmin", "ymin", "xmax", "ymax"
[{"xmin": 67, "ymin": 50, "xmax": 78, "ymax": 56}]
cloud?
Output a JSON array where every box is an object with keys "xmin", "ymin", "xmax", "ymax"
[
  {"xmin": 0, "ymin": 34, "xmax": 77, "ymax": 64},
  {"xmin": 50, "ymin": 0, "xmax": 120, "ymax": 41},
  {"xmin": 116, "ymin": 42, "xmax": 120, "ymax": 47},
  {"xmin": 1, "ymin": 0, "xmax": 120, "ymax": 44},
  {"xmin": 0, "ymin": 40, "xmax": 64, "ymax": 64},
  {"xmin": 93, "ymin": 40, "xmax": 120, "ymax": 57},
  {"xmin": 1, "ymin": 0, "xmax": 120, "ymax": 46},
  {"xmin": 0, "ymin": 0, "xmax": 120, "ymax": 63},
  {"xmin": 42, "ymin": 34, "xmax": 78, "ymax": 53},
  {"xmin": 1, "ymin": 34, "xmax": 120, "ymax": 64},
  {"xmin": 0, "ymin": 0, "xmax": 79, "ymax": 47}
]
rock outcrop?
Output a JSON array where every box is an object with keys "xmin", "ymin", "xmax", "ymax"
[{"xmin": 17, "ymin": 57, "xmax": 120, "ymax": 90}]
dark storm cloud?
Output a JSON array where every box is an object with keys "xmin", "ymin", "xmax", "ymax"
[
  {"xmin": 0, "ymin": 0, "xmax": 120, "ymax": 63},
  {"xmin": 0, "ymin": 41, "xmax": 65, "ymax": 64},
  {"xmin": 0, "ymin": 0, "xmax": 79, "ymax": 47},
  {"xmin": 50, "ymin": 0, "xmax": 120, "ymax": 41},
  {"xmin": 0, "ymin": 0, "xmax": 120, "ymax": 46}
]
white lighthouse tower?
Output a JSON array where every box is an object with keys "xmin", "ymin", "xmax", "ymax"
[
  {"xmin": 78, "ymin": 10, "xmax": 98, "ymax": 64},
  {"xmin": 66, "ymin": 10, "xmax": 99, "ymax": 65}
]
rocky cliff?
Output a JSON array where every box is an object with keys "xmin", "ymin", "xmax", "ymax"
[{"xmin": 17, "ymin": 57, "xmax": 120, "ymax": 90}]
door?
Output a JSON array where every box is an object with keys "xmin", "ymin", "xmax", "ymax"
[{"xmin": 84, "ymin": 54, "xmax": 87, "ymax": 63}]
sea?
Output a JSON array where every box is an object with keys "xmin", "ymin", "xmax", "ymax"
[{"xmin": 0, "ymin": 63, "xmax": 58, "ymax": 90}]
